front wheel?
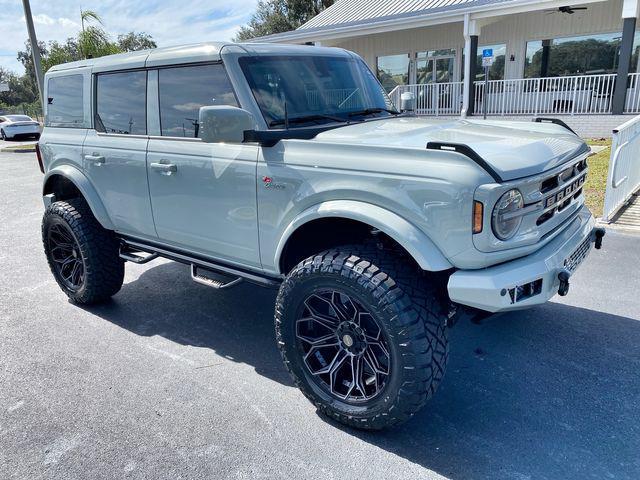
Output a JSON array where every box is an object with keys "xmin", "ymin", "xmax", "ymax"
[
  {"xmin": 42, "ymin": 198, "xmax": 124, "ymax": 304},
  {"xmin": 275, "ymin": 246, "xmax": 449, "ymax": 430},
  {"xmin": 1, "ymin": 129, "xmax": 6, "ymax": 140}
]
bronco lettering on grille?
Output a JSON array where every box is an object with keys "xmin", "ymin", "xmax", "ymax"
[{"xmin": 544, "ymin": 174, "xmax": 586, "ymax": 209}]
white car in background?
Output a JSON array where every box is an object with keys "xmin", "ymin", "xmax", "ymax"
[{"xmin": 0, "ymin": 114, "xmax": 41, "ymax": 140}]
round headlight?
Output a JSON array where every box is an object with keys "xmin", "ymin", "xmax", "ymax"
[{"xmin": 492, "ymin": 189, "xmax": 524, "ymax": 240}]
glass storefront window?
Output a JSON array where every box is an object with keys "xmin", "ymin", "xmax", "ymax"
[
  {"xmin": 476, "ymin": 44, "xmax": 506, "ymax": 81},
  {"xmin": 376, "ymin": 54, "xmax": 410, "ymax": 92},
  {"xmin": 525, "ymin": 32, "xmax": 640, "ymax": 78},
  {"xmin": 462, "ymin": 44, "xmax": 506, "ymax": 81}
]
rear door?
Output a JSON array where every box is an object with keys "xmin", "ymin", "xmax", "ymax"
[
  {"xmin": 83, "ymin": 70, "xmax": 156, "ymax": 239},
  {"xmin": 146, "ymin": 63, "xmax": 260, "ymax": 268}
]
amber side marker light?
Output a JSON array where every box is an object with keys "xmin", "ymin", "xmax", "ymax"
[
  {"xmin": 35, "ymin": 143, "xmax": 44, "ymax": 173},
  {"xmin": 473, "ymin": 200, "xmax": 484, "ymax": 234}
]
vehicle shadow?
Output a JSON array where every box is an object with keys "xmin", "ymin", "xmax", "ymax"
[{"xmin": 85, "ymin": 260, "xmax": 640, "ymax": 480}]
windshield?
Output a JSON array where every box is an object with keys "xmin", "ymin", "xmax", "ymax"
[
  {"xmin": 239, "ymin": 55, "xmax": 395, "ymax": 128},
  {"xmin": 6, "ymin": 115, "xmax": 32, "ymax": 122}
]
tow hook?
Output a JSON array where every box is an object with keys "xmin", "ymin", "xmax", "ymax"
[
  {"xmin": 558, "ymin": 269, "xmax": 571, "ymax": 296},
  {"xmin": 594, "ymin": 227, "xmax": 605, "ymax": 249}
]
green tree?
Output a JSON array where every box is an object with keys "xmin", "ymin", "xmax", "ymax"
[
  {"xmin": 234, "ymin": 0, "xmax": 334, "ymax": 41},
  {"xmin": 116, "ymin": 32, "xmax": 157, "ymax": 52},
  {"xmin": 12, "ymin": 11, "xmax": 156, "ymax": 109}
]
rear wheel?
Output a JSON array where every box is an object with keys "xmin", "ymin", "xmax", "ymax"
[
  {"xmin": 42, "ymin": 198, "xmax": 124, "ymax": 304},
  {"xmin": 1, "ymin": 129, "xmax": 6, "ymax": 140},
  {"xmin": 275, "ymin": 245, "xmax": 449, "ymax": 430}
]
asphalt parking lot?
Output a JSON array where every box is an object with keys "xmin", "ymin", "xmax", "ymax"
[{"xmin": 1, "ymin": 151, "xmax": 639, "ymax": 480}]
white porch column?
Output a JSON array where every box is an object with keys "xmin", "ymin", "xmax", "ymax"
[
  {"xmin": 461, "ymin": 14, "xmax": 480, "ymax": 117},
  {"xmin": 613, "ymin": 0, "xmax": 639, "ymax": 113}
]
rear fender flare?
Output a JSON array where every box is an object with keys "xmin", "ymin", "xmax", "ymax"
[
  {"xmin": 275, "ymin": 200, "xmax": 452, "ymax": 273},
  {"xmin": 43, "ymin": 164, "xmax": 115, "ymax": 230}
]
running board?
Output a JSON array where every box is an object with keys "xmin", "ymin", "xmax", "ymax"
[
  {"xmin": 119, "ymin": 245, "xmax": 159, "ymax": 264},
  {"xmin": 118, "ymin": 237, "xmax": 281, "ymax": 288},
  {"xmin": 191, "ymin": 265, "xmax": 242, "ymax": 290}
]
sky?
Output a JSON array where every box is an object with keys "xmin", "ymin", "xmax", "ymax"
[{"xmin": 0, "ymin": 0, "xmax": 259, "ymax": 74}]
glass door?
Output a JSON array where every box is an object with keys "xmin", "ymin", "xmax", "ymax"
[
  {"xmin": 416, "ymin": 50, "xmax": 456, "ymax": 113},
  {"xmin": 435, "ymin": 57, "xmax": 454, "ymax": 83}
]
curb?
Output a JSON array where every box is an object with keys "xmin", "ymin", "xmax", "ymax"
[{"xmin": 0, "ymin": 147, "xmax": 36, "ymax": 153}]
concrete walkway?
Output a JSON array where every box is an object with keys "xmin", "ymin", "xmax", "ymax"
[{"xmin": 610, "ymin": 193, "xmax": 640, "ymax": 231}]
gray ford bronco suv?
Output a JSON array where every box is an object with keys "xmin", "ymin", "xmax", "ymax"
[{"xmin": 38, "ymin": 42, "xmax": 604, "ymax": 430}]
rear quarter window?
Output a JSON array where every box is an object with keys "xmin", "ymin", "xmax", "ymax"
[{"xmin": 46, "ymin": 74, "xmax": 84, "ymax": 127}]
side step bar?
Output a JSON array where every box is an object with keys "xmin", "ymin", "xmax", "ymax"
[
  {"xmin": 191, "ymin": 265, "xmax": 242, "ymax": 290},
  {"xmin": 119, "ymin": 245, "xmax": 159, "ymax": 264},
  {"xmin": 119, "ymin": 237, "xmax": 281, "ymax": 288}
]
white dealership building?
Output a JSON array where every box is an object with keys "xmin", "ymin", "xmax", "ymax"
[{"xmin": 259, "ymin": 0, "xmax": 640, "ymax": 137}]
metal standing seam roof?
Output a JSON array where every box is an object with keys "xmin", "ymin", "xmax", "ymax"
[{"xmin": 297, "ymin": 0, "xmax": 514, "ymax": 31}]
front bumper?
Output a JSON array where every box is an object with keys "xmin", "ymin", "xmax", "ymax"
[{"xmin": 447, "ymin": 206, "xmax": 603, "ymax": 313}]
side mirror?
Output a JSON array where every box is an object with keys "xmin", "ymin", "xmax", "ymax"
[
  {"xmin": 198, "ymin": 105, "xmax": 254, "ymax": 143},
  {"xmin": 400, "ymin": 92, "xmax": 415, "ymax": 113}
]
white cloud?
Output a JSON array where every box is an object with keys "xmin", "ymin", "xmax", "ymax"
[
  {"xmin": 58, "ymin": 18, "xmax": 80, "ymax": 29},
  {"xmin": 0, "ymin": 0, "xmax": 260, "ymax": 73},
  {"xmin": 33, "ymin": 13, "xmax": 55, "ymax": 25}
]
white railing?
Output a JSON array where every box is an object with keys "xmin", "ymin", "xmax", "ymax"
[
  {"xmin": 389, "ymin": 82, "xmax": 463, "ymax": 115},
  {"xmin": 473, "ymin": 74, "xmax": 616, "ymax": 116},
  {"xmin": 603, "ymin": 114, "xmax": 640, "ymax": 221},
  {"xmin": 625, "ymin": 73, "xmax": 640, "ymax": 113},
  {"xmin": 388, "ymin": 73, "xmax": 640, "ymax": 117}
]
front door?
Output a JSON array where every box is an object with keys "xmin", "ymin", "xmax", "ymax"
[
  {"xmin": 416, "ymin": 52, "xmax": 456, "ymax": 113},
  {"xmin": 146, "ymin": 63, "xmax": 260, "ymax": 268}
]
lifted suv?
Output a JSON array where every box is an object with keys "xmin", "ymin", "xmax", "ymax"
[{"xmin": 38, "ymin": 42, "xmax": 604, "ymax": 430}]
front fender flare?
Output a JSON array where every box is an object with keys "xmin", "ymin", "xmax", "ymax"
[
  {"xmin": 43, "ymin": 165, "xmax": 115, "ymax": 230},
  {"xmin": 275, "ymin": 200, "xmax": 452, "ymax": 273}
]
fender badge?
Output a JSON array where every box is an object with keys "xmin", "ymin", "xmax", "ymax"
[{"xmin": 263, "ymin": 176, "xmax": 285, "ymax": 189}]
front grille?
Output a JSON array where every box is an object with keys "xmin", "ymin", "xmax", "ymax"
[
  {"xmin": 536, "ymin": 158, "xmax": 588, "ymax": 226},
  {"xmin": 564, "ymin": 236, "xmax": 591, "ymax": 273}
]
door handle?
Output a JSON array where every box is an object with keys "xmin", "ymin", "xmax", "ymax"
[
  {"xmin": 150, "ymin": 162, "xmax": 177, "ymax": 175},
  {"xmin": 85, "ymin": 153, "xmax": 105, "ymax": 165}
]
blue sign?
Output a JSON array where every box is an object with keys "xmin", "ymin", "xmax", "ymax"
[{"xmin": 482, "ymin": 48, "xmax": 493, "ymax": 58}]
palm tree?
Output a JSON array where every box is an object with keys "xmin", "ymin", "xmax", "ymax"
[
  {"xmin": 80, "ymin": 9, "xmax": 102, "ymax": 32},
  {"xmin": 78, "ymin": 10, "xmax": 118, "ymax": 59}
]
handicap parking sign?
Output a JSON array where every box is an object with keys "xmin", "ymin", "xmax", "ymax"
[{"xmin": 482, "ymin": 48, "xmax": 493, "ymax": 58}]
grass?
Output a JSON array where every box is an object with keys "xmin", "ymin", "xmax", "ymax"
[
  {"xmin": 584, "ymin": 138, "xmax": 612, "ymax": 218},
  {"xmin": 0, "ymin": 144, "xmax": 36, "ymax": 153}
]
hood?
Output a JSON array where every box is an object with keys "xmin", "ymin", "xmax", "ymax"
[{"xmin": 313, "ymin": 117, "xmax": 587, "ymax": 182}]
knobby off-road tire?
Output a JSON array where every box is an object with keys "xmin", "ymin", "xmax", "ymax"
[
  {"xmin": 42, "ymin": 199, "xmax": 124, "ymax": 304},
  {"xmin": 275, "ymin": 245, "xmax": 449, "ymax": 430}
]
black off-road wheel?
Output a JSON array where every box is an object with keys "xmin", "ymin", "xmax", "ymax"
[
  {"xmin": 275, "ymin": 245, "xmax": 449, "ymax": 430},
  {"xmin": 42, "ymin": 198, "xmax": 124, "ymax": 304}
]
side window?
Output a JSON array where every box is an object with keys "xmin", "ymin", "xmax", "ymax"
[
  {"xmin": 46, "ymin": 74, "xmax": 84, "ymax": 127},
  {"xmin": 96, "ymin": 71, "xmax": 146, "ymax": 135},
  {"xmin": 158, "ymin": 64, "xmax": 238, "ymax": 138}
]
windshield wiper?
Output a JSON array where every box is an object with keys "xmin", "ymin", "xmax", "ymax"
[
  {"xmin": 269, "ymin": 114, "xmax": 347, "ymax": 127},
  {"xmin": 347, "ymin": 107, "xmax": 400, "ymax": 118}
]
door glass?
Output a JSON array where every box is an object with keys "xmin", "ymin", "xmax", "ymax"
[
  {"xmin": 416, "ymin": 50, "xmax": 456, "ymax": 84},
  {"xmin": 158, "ymin": 64, "xmax": 238, "ymax": 138},
  {"xmin": 435, "ymin": 58, "xmax": 454, "ymax": 83},
  {"xmin": 416, "ymin": 57, "xmax": 434, "ymax": 84},
  {"xmin": 96, "ymin": 71, "xmax": 147, "ymax": 135}
]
